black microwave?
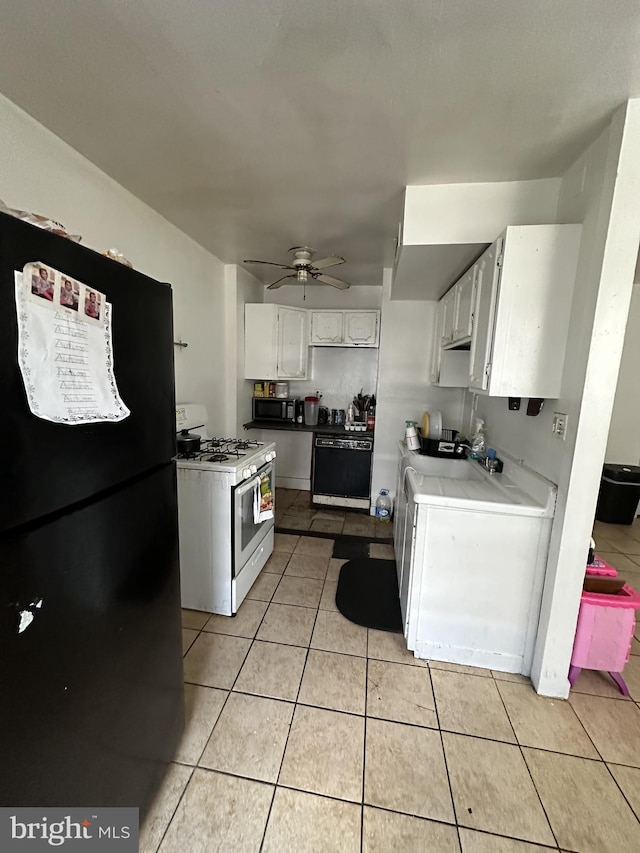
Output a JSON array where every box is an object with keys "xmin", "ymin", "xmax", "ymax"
[{"xmin": 253, "ymin": 397, "xmax": 297, "ymax": 422}]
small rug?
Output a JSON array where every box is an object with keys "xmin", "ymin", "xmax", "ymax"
[
  {"xmin": 331, "ymin": 537, "xmax": 370, "ymax": 560},
  {"xmin": 335, "ymin": 558, "xmax": 402, "ymax": 632}
]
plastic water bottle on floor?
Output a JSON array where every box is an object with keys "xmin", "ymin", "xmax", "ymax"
[{"xmin": 375, "ymin": 489, "xmax": 392, "ymax": 523}]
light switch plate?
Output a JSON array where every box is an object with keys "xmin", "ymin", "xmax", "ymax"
[{"xmin": 552, "ymin": 412, "xmax": 568, "ymax": 440}]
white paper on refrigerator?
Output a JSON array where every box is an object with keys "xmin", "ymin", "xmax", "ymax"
[{"xmin": 14, "ymin": 262, "xmax": 130, "ymax": 424}]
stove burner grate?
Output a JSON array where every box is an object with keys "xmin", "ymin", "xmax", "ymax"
[{"xmin": 207, "ymin": 453, "xmax": 230, "ymax": 462}]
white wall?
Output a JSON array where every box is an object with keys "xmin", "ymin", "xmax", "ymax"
[
  {"xmin": 0, "ymin": 93, "xmax": 226, "ymax": 431},
  {"xmin": 402, "ymin": 178, "xmax": 561, "ymax": 246},
  {"xmin": 288, "ymin": 347, "xmax": 379, "ymax": 412},
  {"xmin": 606, "ymin": 283, "xmax": 640, "ymax": 464},
  {"xmin": 466, "ymin": 394, "xmax": 564, "ymax": 485},
  {"xmin": 531, "ymin": 102, "xmax": 640, "ymax": 696},
  {"xmin": 371, "ymin": 270, "xmax": 466, "ymax": 506}
]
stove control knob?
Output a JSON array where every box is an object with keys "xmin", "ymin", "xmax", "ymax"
[
  {"xmin": 250, "ymin": 464, "xmax": 258, "ymax": 475},
  {"xmin": 265, "ymin": 451, "xmax": 274, "ymax": 462},
  {"xmin": 242, "ymin": 468, "xmax": 252, "ymax": 479}
]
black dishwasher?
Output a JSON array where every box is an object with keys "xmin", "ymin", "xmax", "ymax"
[{"xmin": 312, "ymin": 434, "xmax": 373, "ymax": 510}]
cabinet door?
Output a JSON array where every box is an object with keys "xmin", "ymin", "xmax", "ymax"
[
  {"xmin": 277, "ymin": 307, "xmax": 308, "ymax": 379},
  {"xmin": 310, "ymin": 311, "xmax": 343, "ymax": 344},
  {"xmin": 469, "ymin": 242, "xmax": 501, "ymax": 391},
  {"xmin": 441, "ymin": 287, "xmax": 456, "ymax": 346},
  {"xmin": 245, "ymin": 304, "xmax": 278, "ymax": 379},
  {"xmin": 343, "ymin": 311, "xmax": 379, "ymax": 346},
  {"xmin": 430, "ymin": 300, "xmax": 445, "ymax": 384},
  {"xmin": 453, "ymin": 267, "xmax": 476, "ymax": 341}
]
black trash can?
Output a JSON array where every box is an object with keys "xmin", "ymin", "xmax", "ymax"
[{"xmin": 596, "ymin": 464, "xmax": 640, "ymax": 525}]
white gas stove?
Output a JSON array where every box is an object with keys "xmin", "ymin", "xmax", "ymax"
[
  {"xmin": 176, "ymin": 404, "xmax": 276, "ymax": 483},
  {"xmin": 175, "ymin": 404, "xmax": 276, "ymax": 615}
]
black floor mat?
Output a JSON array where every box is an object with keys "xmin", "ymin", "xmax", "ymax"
[
  {"xmin": 335, "ymin": 558, "xmax": 402, "ymax": 632},
  {"xmin": 331, "ymin": 537, "xmax": 370, "ymax": 560}
]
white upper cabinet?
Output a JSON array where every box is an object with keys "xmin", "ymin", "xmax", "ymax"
[
  {"xmin": 440, "ymin": 288, "xmax": 456, "ymax": 346},
  {"xmin": 469, "ymin": 243, "xmax": 500, "ymax": 391},
  {"xmin": 310, "ymin": 311, "xmax": 344, "ymax": 344},
  {"xmin": 343, "ymin": 311, "xmax": 379, "ymax": 346},
  {"xmin": 453, "ymin": 266, "xmax": 476, "ymax": 342},
  {"xmin": 309, "ymin": 310, "xmax": 380, "ymax": 347},
  {"xmin": 430, "ymin": 300, "xmax": 446, "ymax": 384},
  {"xmin": 277, "ymin": 306, "xmax": 308, "ymax": 379},
  {"xmin": 470, "ymin": 224, "xmax": 582, "ymax": 398},
  {"xmin": 432, "ymin": 224, "xmax": 581, "ymax": 397},
  {"xmin": 244, "ymin": 303, "xmax": 309, "ymax": 380}
]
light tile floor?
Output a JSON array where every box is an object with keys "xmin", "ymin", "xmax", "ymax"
[
  {"xmin": 275, "ymin": 487, "xmax": 391, "ymax": 538},
  {"xmin": 144, "ymin": 523, "xmax": 640, "ymax": 853}
]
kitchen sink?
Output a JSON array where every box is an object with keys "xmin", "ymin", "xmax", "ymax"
[{"xmin": 403, "ymin": 454, "xmax": 483, "ymax": 481}]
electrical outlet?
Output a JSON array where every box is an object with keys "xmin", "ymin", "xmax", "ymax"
[{"xmin": 552, "ymin": 412, "xmax": 568, "ymax": 440}]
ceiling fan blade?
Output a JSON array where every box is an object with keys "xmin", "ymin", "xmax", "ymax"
[
  {"xmin": 315, "ymin": 273, "xmax": 351, "ymax": 290},
  {"xmin": 311, "ymin": 255, "xmax": 345, "ymax": 270},
  {"xmin": 267, "ymin": 275, "xmax": 297, "ymax": 289},
  {"xmin": 243, "ymin": 259, "xmax": 294, "ymax": 270}
]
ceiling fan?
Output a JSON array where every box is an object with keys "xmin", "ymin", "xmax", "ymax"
[{"xmin": 243, "ymin": 246, "xmax": 351, "ymax": 290}]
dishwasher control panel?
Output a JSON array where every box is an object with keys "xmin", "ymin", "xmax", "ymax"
[{"xmin": 315, "ymin": 436, "xmax": 373, "ymax": 451}]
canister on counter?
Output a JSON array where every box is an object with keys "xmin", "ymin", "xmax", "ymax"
[
  {"xmin": 335, "ymin": 409, "xmax": 345, "ymax": 425},
  {"xmin": 330, "ymin": 409, "xmax": 338, "ymax": 425}
]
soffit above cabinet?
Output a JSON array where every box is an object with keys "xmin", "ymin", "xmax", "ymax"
[
  {"xmin": 392, "ymin": 243, "xmax": 488, "ymax": 301},
  {"xmin": 392, "ymin": 178, "xmax": 561, "ymax": 301}
]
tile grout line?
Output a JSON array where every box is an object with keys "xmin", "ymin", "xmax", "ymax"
[
  {"xmin": 192, "ymin": 554, "xmax": 303, "ymax": 853},
  {"xmin": 360, "ymin": 627, "xmax": 370, "ymax": 853},
  {"xmin": 494, "ymin": 681, "xmax": 560, "ymax": 849},
  {"xmin": 428, "ymin": 665, "xmax": 463, "ymax": 850},
  {"xmin": 602, "ymin": 762, "xmax": 640, "ymax": 827},
  {"xmin": 151, "ymin": 764, "xmax": 196, "ymax": 853},
  {"xmin": 188, "ymin": 581, "xmax": 281, "ymax": 775},
  {"xmin": 259, "ymin": 581, "xmax": 326, "ymax": 852}
]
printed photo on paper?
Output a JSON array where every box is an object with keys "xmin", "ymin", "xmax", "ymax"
[
  {"xmin": 30, "ymin": 264, "xmax": 55, "ymax": 302},
  {"xmin": 59, "ymin": 276, "xmax": 80, "ymax": 312},
  {"xmin": 84, "ymin": 288, "xmax": 102, "ymax": 322}
]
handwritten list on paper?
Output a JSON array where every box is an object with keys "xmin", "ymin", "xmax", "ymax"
[{"xmin": 15, "ymin": 262, "xmax": 130, "ymax": 424}]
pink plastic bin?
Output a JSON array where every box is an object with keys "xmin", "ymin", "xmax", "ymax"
[
  {"xmin": 585, "ymin": 556, "xmax": 618, "ymax": 578},
  {"xmin": 569, "ymin": 582, "xmax": 640, "ymax": 695}
]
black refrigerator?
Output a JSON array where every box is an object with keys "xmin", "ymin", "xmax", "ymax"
[{"xmin": 0, "ymin": 212, "xmax": 184, "ymax": 812}]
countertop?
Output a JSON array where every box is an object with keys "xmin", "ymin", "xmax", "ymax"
[
  {"xmin": 244, "ymin": 420, "xmax": 375, "ymax": 438},
  {"xmin": 399, "ymin": 443, "xmax": 556, "ymax": 517}
]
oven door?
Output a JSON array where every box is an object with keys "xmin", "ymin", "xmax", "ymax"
[{"xmin": 233, "ymin": 462, "xmax": 275, "ymax": 577}]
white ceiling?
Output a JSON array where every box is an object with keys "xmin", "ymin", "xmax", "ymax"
[{"xmin": 1, "ymin": 1, "xmax": 640, "ymax": 289}]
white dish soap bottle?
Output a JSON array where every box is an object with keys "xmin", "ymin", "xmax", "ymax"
[{"xmin": 470, "ymin": 419, "xmax": 486, "ymax": 460}]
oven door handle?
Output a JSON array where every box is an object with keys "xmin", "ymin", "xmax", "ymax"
[
  {"xmin": 236, "ymin": 474, "xmax": 261, "ymax": 500},
  {"xmin": 235, "ymin": 462, "xmax": 274, "ymax": 499}
]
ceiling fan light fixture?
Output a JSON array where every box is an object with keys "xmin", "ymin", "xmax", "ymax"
[{"xmin": 246, "ymin": 246, "xmax": 350, "ymax": 289}]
